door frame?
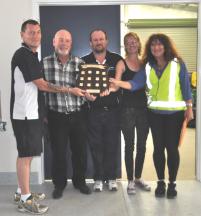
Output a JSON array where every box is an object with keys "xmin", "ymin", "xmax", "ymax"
[{"xmin": 32, "ymin": 0, "xmax": 201, "ymax": 183}]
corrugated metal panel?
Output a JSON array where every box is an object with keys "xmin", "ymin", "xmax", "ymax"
[{"xmin": 123, "ymin": 27, "xmax": 197, "ymax": 73}]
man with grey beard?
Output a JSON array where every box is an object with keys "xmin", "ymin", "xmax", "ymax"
[{"xmin": 42, "ymin": 29, "xmax": 91, "ymax": 199}]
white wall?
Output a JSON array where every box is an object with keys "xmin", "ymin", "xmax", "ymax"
[{"xmin": 0, "ymin": 0, "xmax": 40, "ymax": 180}]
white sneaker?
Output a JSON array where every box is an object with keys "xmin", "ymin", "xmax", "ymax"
[
  {"xmin": 127, "ymin": 181, "xmax": 136, "ymax": 195},
  {"xmin": 108, "ymin": 180, "xmax": 118, "ymax": 191},
  {"xmin": 94, "ymin": 180, "xmax": 103, "ymax": 192},
  {"xmin": 135, "ymin": 179, "xmax": 151, "ymax": 191}
]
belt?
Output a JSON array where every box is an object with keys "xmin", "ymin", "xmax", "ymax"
[
  {"xmin": 90, "ymin": 106, "xmax": 115, "ymax": 111},
  {"xmin": 64, "ymin": 110, "xmax": 77, "ymax": 115},
  {"xmin": 49, "ymin": 109, "xmax": 77, "ymax": 116}
]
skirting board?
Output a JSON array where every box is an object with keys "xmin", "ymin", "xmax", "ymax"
[{"xmin": 0, "ymin": 172, "xmax": 39, "ymax": 185}]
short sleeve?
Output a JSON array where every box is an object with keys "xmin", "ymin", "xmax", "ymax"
[{"xmin": 17, "ymin": 48, "xmax": 43, "ymax": 83}]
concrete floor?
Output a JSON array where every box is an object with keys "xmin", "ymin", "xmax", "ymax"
[
  {"xmin": 1, "ymin": 180, "xmax": 201, "ymax": 216},
  {"xmin": 0, "ymin": 129, "xmax": 196, "ymax": 215},
  {"xmin": 121, "ymin": 128, "xmax": 196, "ymax": 181}
]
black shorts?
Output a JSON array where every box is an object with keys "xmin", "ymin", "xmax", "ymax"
[{"xmin": 11, "ymin": 119, "xmax": 43, "ymax": 157}]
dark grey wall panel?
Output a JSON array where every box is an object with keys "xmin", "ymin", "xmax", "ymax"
[{"xmin": 40, "ymin": 5, "xmax": 120, "ymax": 58}]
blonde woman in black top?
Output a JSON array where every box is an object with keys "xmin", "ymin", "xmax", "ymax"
[{"xmin": 114, "ymin": 32, "xmax": 150, "ymax": 194}]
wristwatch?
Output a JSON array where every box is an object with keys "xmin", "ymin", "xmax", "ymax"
[{"xmin": 186, "ymin": 103, "xmax": 193, "ymax": 107}]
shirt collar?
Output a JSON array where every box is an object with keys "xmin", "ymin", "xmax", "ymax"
[
  {"xmin": 54, "ymin": 52, "xmax": 73, "ymax": 64},
  {"xmin": 96, "ymin": 59, "xmax": 106, "ymax": 65},
  {"xmin": 91, "ymin": 50, "xmax": 110, "ymax": 64},
  {"xmin": 21, "ymin": 43, "xmax": 38, "ymax": 56}
]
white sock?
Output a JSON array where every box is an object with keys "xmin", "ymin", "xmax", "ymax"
[
  {"xmin": 21, "ymin": 193, "xmax": 31, "ymax": 202},
  {"xmin": 17, "ymin": 188, "xmax": 21, "ymax": 194}
]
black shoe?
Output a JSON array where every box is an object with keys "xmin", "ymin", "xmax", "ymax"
[
  {"xmin": 79, "ymin": 184, "xmax": 92, "ymax": 194},
  {"xmin": 167, "ymin": 183, "xmax": 177, "ymax": 199},
  {"xmin": 52, "ymin": 188, "xmax": 63, "ymax": 199},
  {"xmin": 73, "ymin": 182, "xmax": 91, "ymax": 195},
  {"xmin": 155, "ymin": 181, "xmax": 166, "ymax": 197}
]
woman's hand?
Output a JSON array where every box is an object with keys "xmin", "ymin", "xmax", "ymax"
[
  {"xmin": 109, "ymin": 78, "xmax": 120, "ymax": 86},
  {"xmin": 100, "ymin": 89, "xmax": 110, "ymax": 97},
  {"xmin": 184, "ymin": 107, "xmax": 194, "ymax": 123},
  {"xmin": 109, "ymin": 78, "xmax": 132, "ymax": 90}
]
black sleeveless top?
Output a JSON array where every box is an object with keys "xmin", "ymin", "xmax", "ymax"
[{"xmin": 121, "ymin": 60, "xmax": 147, "ymax": 108}]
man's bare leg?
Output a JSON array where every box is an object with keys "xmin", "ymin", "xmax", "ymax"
[{"xmin": 16, "ymin": 157, "xmax": 32, "ymax": 195}]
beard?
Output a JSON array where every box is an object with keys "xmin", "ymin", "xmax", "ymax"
[
  {"xmin": 56, "ymin": 48, "xmax": 70, "ymax": 56},
  {"xmin": 93, "ymin": 45, "xmax": 106, "ymax": 54}
]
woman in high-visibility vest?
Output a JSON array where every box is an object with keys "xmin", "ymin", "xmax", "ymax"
[{"xmin": 110, "ymin": 33, "xmax": 194, "ymax": 199}]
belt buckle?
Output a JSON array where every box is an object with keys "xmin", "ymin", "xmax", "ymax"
[{"xmin": 103, "ymin": 106, "xmax": 109, "ymax": 111}]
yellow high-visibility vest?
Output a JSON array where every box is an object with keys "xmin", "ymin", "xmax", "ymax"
[{"xmin": 145, "ymin": 58, "xmax": 186, "ymax": 111}]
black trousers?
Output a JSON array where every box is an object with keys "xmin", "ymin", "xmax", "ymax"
[
  {"xmin": 121, "ymin": 107, "xmax": 149, "ymax": 180},
  {"xmin": 87, "ymin": 108, "xmax": 120, "ymax": 181},
  {"xmin": 48, "ymin": 109, "xmax": 87, "ymax": 189},
  {"xmin": 148, "ymin": 110, "xmax": 184, "ymax": 182}
]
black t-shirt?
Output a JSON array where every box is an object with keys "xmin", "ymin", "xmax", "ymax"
[
  {"xmin": 10, "ymin": 43, "xmax": 43, "ymax": 119},
  {"xmin": 121, "ymin": 60, "xmax": 147, "ymax": 108},
  {"xmin": 82, "ymin": 51, "xmax": 122, "ymax": 108}
]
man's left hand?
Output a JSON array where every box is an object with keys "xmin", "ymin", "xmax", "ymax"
[{"xmin": 70, "ymin": 87, "xmax": 86, "ymax": 97}]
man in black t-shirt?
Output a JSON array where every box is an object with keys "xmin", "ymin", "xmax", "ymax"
[
  {"xmin": 11, "ymin": 19, "xmax": 70, "ymax": 214},
  {"xmin": 82, "ymin": 29, "xmax": 122, "ymax": 192}
]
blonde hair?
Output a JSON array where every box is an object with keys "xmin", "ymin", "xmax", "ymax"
[{"xmin": 124, "ymin": 32, "xmax": 141, "ymax": 56}]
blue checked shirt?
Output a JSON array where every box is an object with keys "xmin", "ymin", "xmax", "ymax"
[{"xmin": 42, "ymin": 53, "xmax": 85, "ymax": 113}]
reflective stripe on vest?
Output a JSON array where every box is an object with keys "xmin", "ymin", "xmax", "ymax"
[
  {"xmin": 145, "ymin": 63, "xmax": 152, "ymax": 89},
  {"xmin": 149, "ymin": 101, "xmax": 186, "ymax": 108},
  {"xmin": 169, "ymin": 58, "xmax": 178, "ymax": 101}
]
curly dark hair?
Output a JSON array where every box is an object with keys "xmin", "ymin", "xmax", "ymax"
[{"xmin": 142, "ymin": 33, "xmax": 182, "ymax": 65}]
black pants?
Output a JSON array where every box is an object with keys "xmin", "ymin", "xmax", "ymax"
[
  {"xmin": 121, "ymin": 107, "xmax": 149, "ymax": 180},
  {"xmin": 87, "ymin": 108, "xmax": 120, "ymax": 180},
  {"xmin": 48, "ymin": 109, "xmax": 87, "ymax": 189},
  {"xmin": 148, "ymin": 110, "xmax": 184, "ymax": 182}
]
